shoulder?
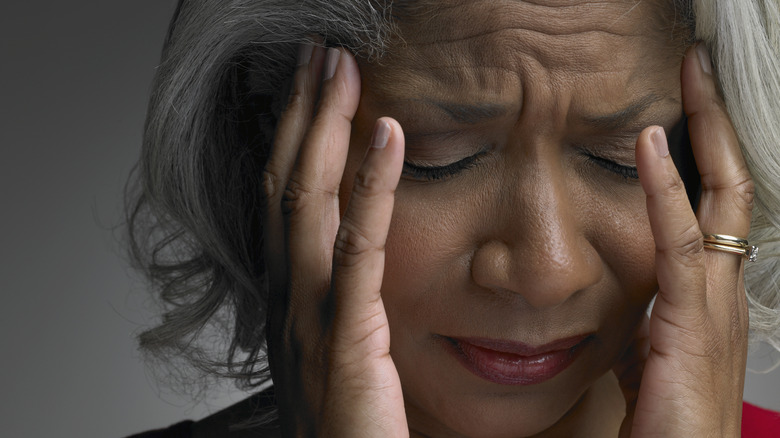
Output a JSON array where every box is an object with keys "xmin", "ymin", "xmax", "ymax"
[
  {"xmin": 126, "ymin": 386, "xmax": 280, "ymax": 438},
  {"xmin": 742, "ymin": 401, "xmax": 780, "ymax": 438}
]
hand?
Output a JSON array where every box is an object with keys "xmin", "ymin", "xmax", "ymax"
[
  {"xmin": 262, "ymin": 43, "xmax": 408, "ymax": 437},
  {"xmin": 616, "ymin": 43, "xmax": 754, "ymax": 437}
]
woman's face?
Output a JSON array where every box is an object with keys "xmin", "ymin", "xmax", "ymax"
[{"xmin": 341, "ymin": 0, "xmax": 687, "ymax": 436}]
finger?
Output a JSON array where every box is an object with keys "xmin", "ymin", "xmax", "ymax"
[
  {"xmin": 261, "ymin": 44, "xmax": 329, "ymax": 436},
  {"xmin": 283, "ymin": 47, "xmax": 362, "ymax": 297},
  {"xmin": 263, "ymin": 43, "xmax": 326, "ymax": 282},
  {"xmin": 681, "ymin": 43, "xmax": 752, "ymax": 334},
  {"xmin": 613, "ymin": 315, "xmax": 650, "ymax": 438},
  {"xmin": 682, "ymin": 43, "xmax": 754, "ymax": 240},
  {"xmin": 330, "ymin": 118, "xmax": 404, "ymax": 354},
  {"xmin": 637, "ymin": 125, "xmax": 706, "ymax": 314},
  {"xmin": 613, "ymin": 315, "xmax": 650, "ymax": 400}
]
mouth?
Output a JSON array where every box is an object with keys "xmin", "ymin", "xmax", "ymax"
[{"xmin": 443, "ymin": 334, "xmax": 593, "ymax": 386}]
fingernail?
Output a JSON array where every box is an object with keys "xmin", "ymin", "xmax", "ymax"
[
  {"xmin": 696, "ymin": 43, "xmax": 712, "ymax": 75},
  {"xmin": 652, "ymin": 126, "xmax": 669, "ymax": 158},
  {"xmin": 324, "ymin": 48, "xmax": 341, "ymax": 80},
  {"xmin": 297, "ymin": 43, "xmax": 314, "ymax": 66},
  {"xmin": 370, "ymin": 119, "xmax": 391, "ymax": 149}
]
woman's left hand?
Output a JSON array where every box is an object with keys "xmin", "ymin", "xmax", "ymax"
[{"xmin": 615, "ymin": 43, "xmax": 755, "ymax": 437}]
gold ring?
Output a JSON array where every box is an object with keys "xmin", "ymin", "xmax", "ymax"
[{"xmin": 702, "ymin": 234, "xmax": 758, "ymax": 262}]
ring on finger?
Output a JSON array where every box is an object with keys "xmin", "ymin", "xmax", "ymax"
[{"xmin": 702, "ymin": 233, "xmax": 758, "ymax": 262}]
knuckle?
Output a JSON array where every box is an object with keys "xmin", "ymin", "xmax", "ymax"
[
  {"xmin": 336, "ymin": 106, "xmax": 355, "ymax": 128},
  {"xmin": 285, "ymin": 80, "xmax": 309, "ymax": 111},
  {"xmin": 262, "ymin": 167, "xmax": 284, "ymax": 201},
  {"xmin": 330, "ymin": 318, "xmax": 386, "ymax": 360},
  {"xmin": 660, "ymin": 168, "xmax": 688, "ymax": 196},
  {"xmin": 281, "ymin": 175, "xmax": 309, "ymax": 216},
  {"xmin": 706, "ymin": 93, "xmax": 730, "ymax": 116},
  {"xmin": 333, "ymin": 220, "xmax": 384, "ymax": 263},
  {"xmin": 665, "ymin": 223, "xmax": 705, "ymax": 266},
  {"xmin": 352, "ymin": 168, "xmax": 392, "ymax": 200},
  {"xmin": 734, "ymin": 175, "xmax": 755, "ymax": 213},
  {"xmin": 280, "ymin": 174, "xmax": 339, "ymax": 217},
  {"xmin": 318, "ymin": 86, "xmax": 355, "ymax": 126},
  {"xmin": 702, "ymin": 164, "xmax": 755, "ymax": 212}
]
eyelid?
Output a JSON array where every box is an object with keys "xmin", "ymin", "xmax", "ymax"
[
  {"xmin": 402, "ymin": 149, "xmax": 489, "ymax": 181},
  {"xmin": 404, "ymin": 129, "xmax": 475, "ymax": 145},
  {"xmin": 576, "ymin": 144, "xmax": 639, "ymax": 182},
  {"xmin": 575, "ymin": 140, "xmax": 637, "ymax": 160},
  {"xmin": 403, "ymin": 132, "xmax": 491, "ymax": 164},
  {"xmin": 576, "ymin": 135, "xmax": 638, "ymax": 150},
  {"xmin": 405, "ymin": 147, "xmax": 489, "ymax": 167},
  {"xmin": 584, "ymin": 153, "xmax": 639, "ymax": 179}
]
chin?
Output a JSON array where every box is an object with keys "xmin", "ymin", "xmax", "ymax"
[
  {"xmin": 397, "ymin": 341, "xmax": 603, "ymax": 437},
  {"xmin": 405, "ymin": 386, "xmax": 589, "ymax": 438}
]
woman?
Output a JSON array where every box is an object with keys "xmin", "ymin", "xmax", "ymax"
[{"xmin": 128, "ymin": 0, "xmax": 780, "ymax": 436}]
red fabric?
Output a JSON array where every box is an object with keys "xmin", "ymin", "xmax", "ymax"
[{"xmin": 743, "ymin": 402, "xmax": 780, "ymax": 437}]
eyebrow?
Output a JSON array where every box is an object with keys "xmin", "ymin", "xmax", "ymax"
[
  {"xmin": 391, "ymin": 93, "xmax": 666, "ymax": 130},
  {"xmin": 582, "ymin": 93, "xmax": 664, "ymax": 131},
  {"xmin": 430, "ymin": 101, "xmax": 510, "ymax": 124},
  {"xmin": 379, "ymin": 97, "xmax": 512, "ymax": 126}
]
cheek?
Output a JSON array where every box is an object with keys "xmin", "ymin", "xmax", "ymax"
[
  {"xmin": 379, "ymin": 182, "xmax": 487, "ymax": 331},
  {"xmin": 589, "ymin": 192, "xmax": 657, "ymax": 305},
  {"xmin": 584, "ymin": 186, "xmax": 658, "ymax": 356}
]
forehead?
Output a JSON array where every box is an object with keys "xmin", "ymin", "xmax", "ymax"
[{"xmin": 362, "ymin": 0, "xmax": 686, "ymax": 121}]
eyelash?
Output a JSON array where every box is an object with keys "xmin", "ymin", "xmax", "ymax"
[
  {"xmin": 401, "ymin": 150, "xmax": 638, "ymax": 181},
  {"xmin": 585, "ymin": 153, "xmax": 639, "ymax": 180},
  {"xmin": 402, "ymin": 152, "xmax": 485, "ymax": 181}
]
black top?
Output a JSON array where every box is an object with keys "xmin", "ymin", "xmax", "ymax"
[
  {"xmin": 127, "ymin": 420, "xmax": 194, "ymax": 438},
  {"xmin": 126, "ymin": 386, "xmax": 279, "ymax": 438}
]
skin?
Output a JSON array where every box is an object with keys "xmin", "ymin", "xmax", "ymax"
[{"xmin": 262, "ymin": 1, "xmax": 754, "ymax": 436}]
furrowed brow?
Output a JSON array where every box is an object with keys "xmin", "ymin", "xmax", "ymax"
[
  {"xmin": 432, "ymin": 101, "xmax": 511, "ymax": 124},
  {"xmin": 583, "ymin": 93, "xmax": 663, "ymax": 131},
  {"xmin": 381, "ymin": 97, "xmax": 512, "ymax": 125}
]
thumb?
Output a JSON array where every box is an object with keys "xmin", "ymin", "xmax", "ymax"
[
  {"xmin": 329, "ymin": 117, "xmax": 404, "ymax": 353},
  {"xmin": 613, "ymin": 314, "xmax": 650, "ymax": 438}
]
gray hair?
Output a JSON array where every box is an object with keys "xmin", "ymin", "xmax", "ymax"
[
  {"xmin": 128, "ymin": 0, "xmax": 396, "ymax": 392},
  {"xmin": 126, "ymin": 0, "xmax": 780, "ymax": 397}
]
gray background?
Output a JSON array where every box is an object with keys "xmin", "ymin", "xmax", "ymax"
[{"xmin": 1, "ymin": 2, "xmax": 778, "ymax": 437}]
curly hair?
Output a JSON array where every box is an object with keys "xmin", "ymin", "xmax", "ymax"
[{"xmin": 126, "ymin": 0, "xmax": 780, "ymax": 398}]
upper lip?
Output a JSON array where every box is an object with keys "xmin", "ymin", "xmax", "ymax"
[{"xmin": 450, "ymin": 334, "xmax": 592, "ymax": 356}]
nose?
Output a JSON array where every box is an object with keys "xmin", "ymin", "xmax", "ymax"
[{"xmin": 470, "ymin": 164, "xmax": 602, "ymax": 308}]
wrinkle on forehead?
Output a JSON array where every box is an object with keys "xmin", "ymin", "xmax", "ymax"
[
  {"xmin": 388, "ymin": 0, "xmax": 688, "ymax": 54},
  {"xmin": 390, "ymin": 3, "xmax": 671, "ymax": 74},
  {"xmin": 361, "ymin": 0, "xmax": 687, "ymax": 132},
  {"xmin": 409, "ymin": 1, "xmax": 648, "ymax": 40},
  {"xmin": 370, "ymin": 0, "xmax": 683, "ymax": 90},
  {"xmin": 393, "ymin": 0, "xmax": 670, "ymax": 31}
]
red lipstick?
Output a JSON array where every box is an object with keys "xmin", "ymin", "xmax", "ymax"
[{"xmin": 446, "ymin": 335, "xmax": 591, "ymax": 385}]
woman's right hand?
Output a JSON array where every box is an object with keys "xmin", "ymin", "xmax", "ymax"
[{"xmin": 262, "ymin": 43, "xmax": 408, "ymax": 437}]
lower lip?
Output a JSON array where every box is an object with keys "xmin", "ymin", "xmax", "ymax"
[{"xmin": 445, "ymin": 337, "xmax": 590, "ymax": 386}]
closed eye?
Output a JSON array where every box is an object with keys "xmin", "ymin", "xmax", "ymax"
[
  {"xmin": 584, "ymin": 153, "xmax": 639, "ymax": 180},
  {"xmin": 403, "ymin": 150, "xmax": 487, "ymax": 181}
]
